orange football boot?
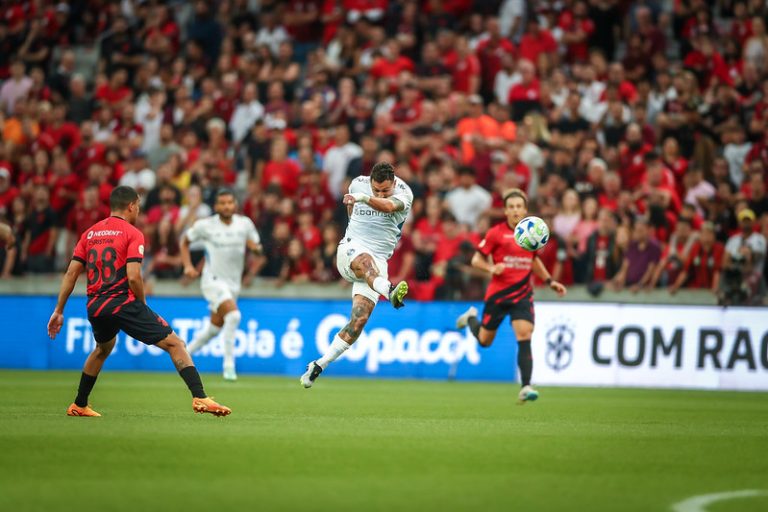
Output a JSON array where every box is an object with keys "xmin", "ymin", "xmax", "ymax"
[
  {"xmin": 192, "ymin": 397, "xmax": 232, "ymax": 417},
  {"xmin": 66, "ymin": 403, "xmax": 101, "ymax": 417}
]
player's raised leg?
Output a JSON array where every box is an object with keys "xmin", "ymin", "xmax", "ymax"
[
  {"xmin": 67, "ymin": 336, "xmax": 117, "ymax": 417},
  {"xmin": 187, "ymin": 314, "xmax": 222, "ymax": 355},
  {"xmin": 216, "ymin": 300, "xmax": 241, "ymax": 381},
  {"xmin": 512, "ymin": 319, "xmax": 537, "ymax": 404},
  {"xmin": 301, "ymin": 294, "xmax": 375, "ymax": 388},
  {"xmin": 156, "ymin": 332, "xmax": 232, "ymax": 416},
  {"xmin": 456, "ymin": 305, "xmax": 499, "ymax": 347},
  {"xmin": 353, "ymin": 252, "xmax": 408, "ymax": 309}
]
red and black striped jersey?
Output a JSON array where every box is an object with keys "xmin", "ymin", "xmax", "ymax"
[
  {"xmin": 72, "ymin": 216, "xmax": 144, "ymax": 317},
  {"xmin": 477, "ymin": 221, "xmax": 536, "ymax": 304}
]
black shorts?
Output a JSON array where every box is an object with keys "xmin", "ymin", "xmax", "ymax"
[
  {"xmin": 89, "ymin": 301, "xmax": 173, "ymax": 344},
  {"xmin": 481, "ymin": 297, "xmax": 535, "ymax": 331}
]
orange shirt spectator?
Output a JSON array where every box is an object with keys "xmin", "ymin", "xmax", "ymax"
[{"xmin": 456, "ymin": 96, "xmax": 499, "ymax": 163}]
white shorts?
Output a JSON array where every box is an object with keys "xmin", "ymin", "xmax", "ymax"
[
  {"xmin": 336, "ymin": 239, "xmax": 388, "ymax": 304},
  {"xmin": 201, "ymin": 277, "xmax": 239, "ymax": 313}
]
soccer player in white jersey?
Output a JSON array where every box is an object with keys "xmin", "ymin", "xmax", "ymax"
[
  {"xmin": 180, "ymin": 189, "xmax": 262, "ymax": 381},
  {"xmin": 301, "ymin": 162, "xmax": 412, "ymax": 388}
]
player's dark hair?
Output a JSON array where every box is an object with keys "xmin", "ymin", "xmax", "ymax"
[
  {"xmin": 216, "ymin": 188, "xmax": 236, "ymax": 200},
  {"xmin": 110, "ymin": 185, "xmax": 139, "ymax": 211},
  {"xmin": 503, "ymin": 188, "xmax": 528, "ymax": 208},
  {"xmin": 457, "ymin": 166, "xmax": 475, "ymax": 177},
  {"xmin": 371, "ymin": 162, "xmax": 395, "ymax": 183}
]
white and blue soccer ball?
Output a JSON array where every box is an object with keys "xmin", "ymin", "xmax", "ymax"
[{"xmin": 514, "ymin": 216, "xmax": 550, "ymax": 251}]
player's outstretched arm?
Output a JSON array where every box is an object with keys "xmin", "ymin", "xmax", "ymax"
[
  {"xmin": 127, "ymin": 261, "xmax": 146, "ymax": 304},
  {"xmin": 48, "ymin": 260, "xmax": 84, "ymax": 339},
  {"xmin": 343, "ymin": 194, "xmax": 405, "ymax": 214},
  {"xmin": 532, "ymin": 255, "xmax": 567, "ymax": 297},
  {"xmin": 179, "ymin": 235, "xmax": 199, "ymax": 279}
]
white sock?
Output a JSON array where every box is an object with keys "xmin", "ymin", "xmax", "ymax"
[
  {"xmin": 372, "ymin": 276, "xmax": 392, "ymax": 298},
  {"xmin": 187, "ymin": 322, "xmax": 221, "ymax": 354},
  {"xmin": 317, "ymin": 335, "xmax": 350, "ymax": 369},
  {"xmin": 221, "ymin": 310, "xmax": 242, "ymax": 370}
]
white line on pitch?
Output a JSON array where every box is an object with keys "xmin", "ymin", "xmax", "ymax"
[{"xmin": 671, "ymin": 490, "xmax": 768, "ymax": 512}]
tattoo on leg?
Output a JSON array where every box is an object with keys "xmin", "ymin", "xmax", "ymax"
[
  {"xmin": 352, "ymin": 255, "xmax": 379, "ymax": 284},
  {"xmin": 339, "ymin": 301, "xmax": 372, "ymax": 342},
  {"xmin": 173, "ymin": 358, "xmax": 186, "ymax": 371}
]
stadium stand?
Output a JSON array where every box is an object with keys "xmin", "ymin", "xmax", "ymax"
[{"xmin": 0, "ymin": 0, "xmax": 766, "ymax": 305}]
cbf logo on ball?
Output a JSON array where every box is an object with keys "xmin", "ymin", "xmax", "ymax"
[
  {"xmin": 514, "ymin": 216, "xmax": 549, "ymax": 251},
  {"xmin": 544, "ymin": 318, "xmax": 575, "ymax": 372}
]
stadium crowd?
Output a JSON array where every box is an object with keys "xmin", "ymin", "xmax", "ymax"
[{"xmin": 0, "ymin": 0, "xmax": 767, "ymax": 305}]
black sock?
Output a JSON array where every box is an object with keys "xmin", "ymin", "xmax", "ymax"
[
  {"xmin": 179, "ymin": 366, "xmax": 207, "ymax": 399},
  {"xmin": 75, "ymin": 372, "xmax": 98, "ymax": 407},
  {"xmin": 517, "ymin": 340, "xmax": 533, "ymax": 387},
  {"xmin": 468, "ymin": 316, "xmax": 481, "ymax": 340}
]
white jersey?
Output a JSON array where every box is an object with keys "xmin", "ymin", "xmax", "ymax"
[
  {"xmin": 344, "ymin": 176, "xmax": 413, "ymax": 259},
  {"xmin": 184, "ymin": 214, "xmax": 260, "ymax": 289}
]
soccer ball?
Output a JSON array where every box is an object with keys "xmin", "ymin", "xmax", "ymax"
[{"xmin": 514, "ymin": 216, "xmax": 549, "ymax": 251}]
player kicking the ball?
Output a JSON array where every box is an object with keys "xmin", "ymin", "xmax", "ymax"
[
  {"xmin": 47, "ymin": 186, "xmax": 231, "ymax": 417},
  {"xmin": 180, "ymin": 189, "xmax": 262, "ymax": 381},
  {"xmin": 301, "ymin": 162, "xmax": 412, "ymax": 388},
  {"xmin": 456, "ymin": 189, "xmax": 567, "ymax": 404}
]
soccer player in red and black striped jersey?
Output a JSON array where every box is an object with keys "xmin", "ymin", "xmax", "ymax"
[
  {"xmin": 47, "ymin": 186, "xmax": 231, "ymax": 417},
  {"xmin": 456, "ymin": 189, "xmax": 567, "ymax": 404}
]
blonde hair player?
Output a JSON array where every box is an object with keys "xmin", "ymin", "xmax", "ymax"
[{"xmin": 456, "ymin": 189, "xmax": 567, "ymax": 403}]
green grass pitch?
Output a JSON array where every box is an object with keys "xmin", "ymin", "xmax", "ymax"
[{"xmin": 1, "ymin": 371, "xmax": 766, "ymax": 512}]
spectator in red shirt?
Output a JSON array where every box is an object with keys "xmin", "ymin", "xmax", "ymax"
[
  {"xmin": 730, "ymin": 1, "xmax": 753, "ymax": 46},
  {"xmin": 451, "ymin": 36, "xmax": 481, "ymax": 95},
  {"xmin": 476, "ymin": 17, "xmax": 516, "ymax": 102},
  {"xmin": 518, "ymin": 18, "xmax": 558, "ymax": 72},
  {"xmin": 583, "ymin": 208, "xmax": 621, "ymax": 287},
  {"xmin": 507, "ymin": 59, "xmax": 541, "ymax": 122},
  {"xmin": 262, "ymin": 136, "xmax": 301, "ymax": 197},
  {"xmin": 650, "ymin": 217, "xmax": 698, "ymax": 289},
  {"xmin": 284, "ymin": 0, "xmax": 322, "ymax": 48},
  {"xmin": 48, "ymin": 154, "xmax": 80, "ymax": 218},
  {"xmin": 144, "ymin": 4, "xmax": 180, "ymax": 59},
  {"xmin": 39, "ymin": 103, "xmax": 81, "ymax": 152},
  {"xmin": 661, "ymin": 136, "xmax": 689, "ymax": 186},
  {"xmin": 619, "ymin": 123, "xmax": 653, "ymax": 190},
  {"xmin": 673, "ymin": 221, "xmax": 724, "ymax": 293},
  {"xmin": 214, "ymin": 72, "xmax": 240, "ymax": 122},
  {"xmin": 370, "ymin": 40, "xmax": 415, "ymax": 84},
  {"xmin": 390, "ymin": 81, "xmax": 422, "ymax": 129},
  {"xmin": 67, "ymin": 121, "xmax": 106, "ymax": 178},
  {"xmin": 21, "ymin": 185, "xmax": 58, "ymax": 273},
  {"xmin": 67, "ymin": 185, "xmax": 110, "ymax": 244},
  {"xmin": 412, "ymin": 195, "xmax": 444, "ymax": 280},
  {"xmin": 636, "ymin": 6, "xmax": 667, "ymax": 58},
  {"xmin": 94, "ymin": 68, "xmax": 133, "ymax": 110},
  {"xmin": 683, "ymin": 34, "xmax": 731, "ymax": 88},
  {"xmin": 605, "ymin": 63, "xmax": 638, "ymax": 104},
  {"xmin": 280, "ymin": 238, "xmax": 313, "ymax": 284},
  {"xmin": 639, "ymin": 151, "xmax": 681, "ymax": 213},
  {"xmin": 559, "ymin": 0, "xmax": 595, "ymax": 63},
  {"xmin": 295, "ymin": 210, "xmax": 322, "ymax": 252},
  {"xmin": 145, "ymin": 184, "xmax": 181, "ymax": 232}
]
